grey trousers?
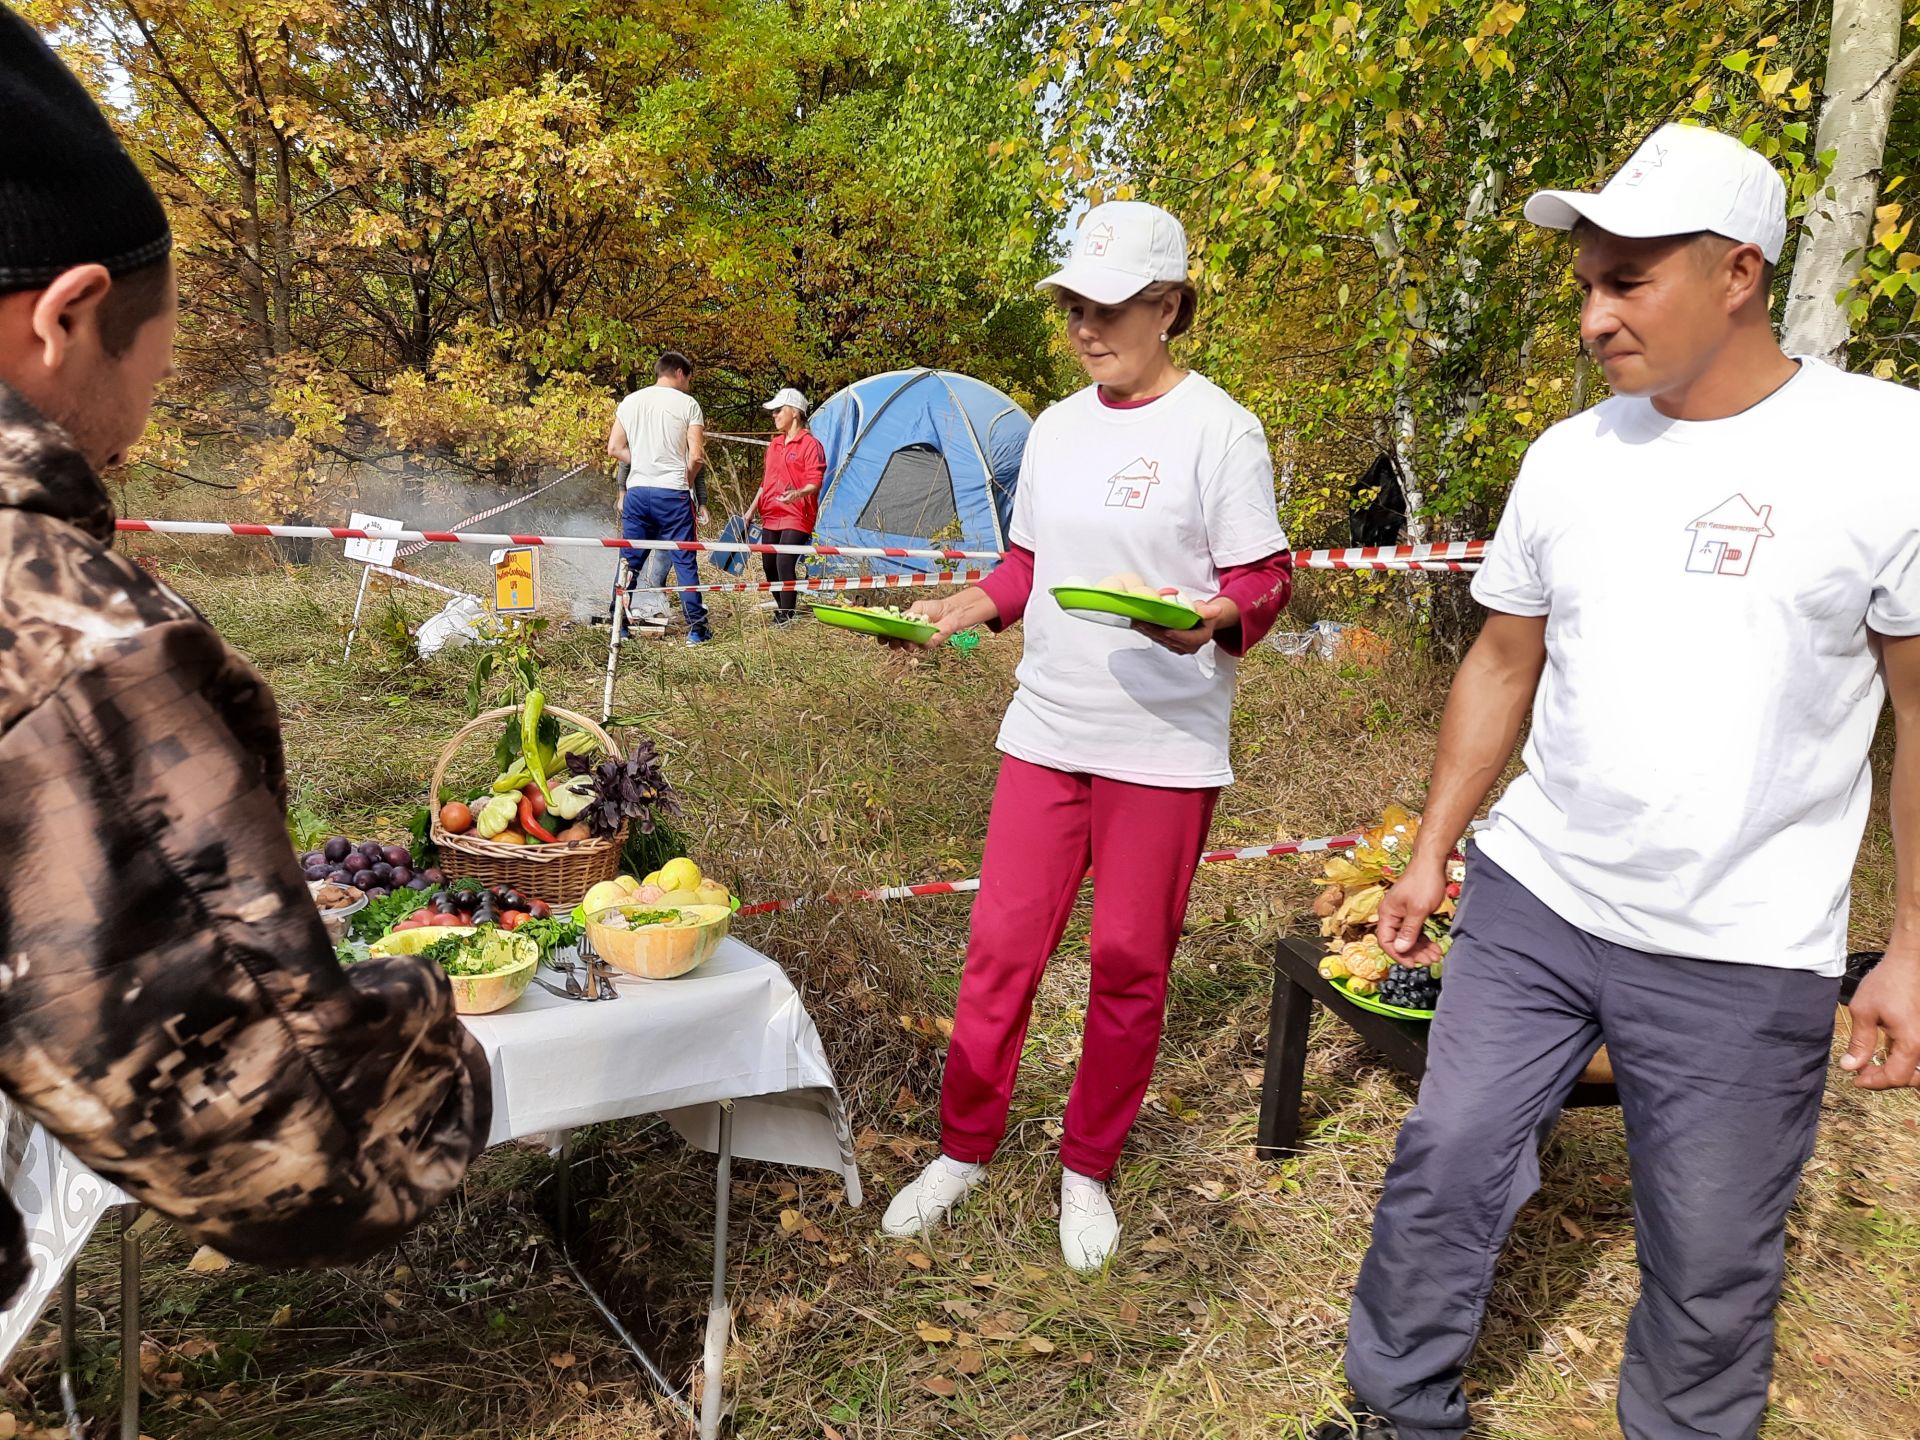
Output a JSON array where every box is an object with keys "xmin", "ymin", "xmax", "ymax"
[{"xmin": 1344, "ymin": 850, "xmax": 1838, "ymax": 1440}]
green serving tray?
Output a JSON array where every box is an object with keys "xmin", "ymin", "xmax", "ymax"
[
  {"xmin": 1333, "ymin": 976, "xmax": 1437, "ymax": 1021},
  {"xmin": 1050, "ymin": 584, "xmax": 1201, "ymax": 631},
  {"xmin": 807, "ymin": 601, "xmax": 939, "ymax": 644}
]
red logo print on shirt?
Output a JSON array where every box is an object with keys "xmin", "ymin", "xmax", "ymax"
[
  {"xmin": 1685, "ymin": 494, "xmax": 1775, "ymax": 577},
  {"xmin": 1105, "ymin": 458, "xmax": 1160, "ymax": 509}
]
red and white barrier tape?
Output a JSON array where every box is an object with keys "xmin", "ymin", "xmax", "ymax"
[
  {"xmin": 117, "ymin": 519, "xmax": 1005, "ymax": 562},
  {"xmin": 626, "ymin": 570, "xmax": 987, "ymax": 595},
  {"xmin": 734, "ymin": 829, "xmax": 1367, "ymax": 917},
  {"xmin": 117, "ymin": 518, "xmax": 1485, "ymax": 572},
  {"xmin": 393, "ymin": 463, "xmax": 589, "ymax": 559}
]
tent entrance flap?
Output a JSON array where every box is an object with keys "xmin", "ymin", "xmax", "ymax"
[{"xmin": 857, "ymin": 445, "xmax": 958, "ymax": 537}]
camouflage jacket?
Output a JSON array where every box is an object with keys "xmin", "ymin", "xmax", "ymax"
[{"xmin": 0, "ymin": 382, "xmax": 491, "ymax": 1307}]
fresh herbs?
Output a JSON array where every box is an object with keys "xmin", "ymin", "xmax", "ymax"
[
  {"xmin": 347, "ymin": 887, "xmax": 429, "ymax": 942},
  {"xmin": 515, "ymin": 914, "xmax": 582, "ymax": 962},
  {"xmin": 599, "ymin": 907, "xmax": 684, "ymax": 930},
  {"xmin": 567, "ymin": 738, "xmax": 681, "ymax": 839}
]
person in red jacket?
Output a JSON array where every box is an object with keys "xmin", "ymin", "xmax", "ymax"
[{"xmin": 750, "ymin": 386, "xmax": 826, "ymax": 623}]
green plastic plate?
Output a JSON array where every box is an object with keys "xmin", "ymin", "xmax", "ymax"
[
  {"xmin": 1050, "ymin": 585, "xmax": 1200, "ymax": 631},
  {"xmin": 1333, "ymin": 976, "xmax": 1437, "ymax": 1021},
  {"xmin": 807, "ymin": 602, "xmax": 938, "ymax": 644}
]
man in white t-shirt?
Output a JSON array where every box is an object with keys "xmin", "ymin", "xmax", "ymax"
[
  {"xmin": 607, "ymin": 350, "xmax": 712, "ymax": 645},
  {"xmin": 1313, "ymin": 125, "xmax": 1920, "ymax": 1440}
]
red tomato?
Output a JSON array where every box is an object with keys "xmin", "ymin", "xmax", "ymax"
[{"xmin": 497, "ymin": 909, "xmax": 527, "ymax": 930}]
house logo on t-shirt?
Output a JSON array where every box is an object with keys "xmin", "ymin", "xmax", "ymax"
[
  {"xmin": 1106, "ymin": 458, "xmax": 1160, "ymax": 509},
  {"xmin": 1685, "ymin": 494, "xmax": 1775, "ymax": 577}
]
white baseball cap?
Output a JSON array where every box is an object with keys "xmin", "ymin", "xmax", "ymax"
[
  {"xmin": 1036, "ymin": 200, "xmax": 1189, "ymax": 304},
  {"xmin": 762, "ymin": 386, "xmax": 809, "ymax": 414},
  {"xmin": 1523, "ymin": 123, "xmax": 1787, "ymax": 263}
]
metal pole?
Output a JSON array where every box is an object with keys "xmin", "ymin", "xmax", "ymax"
[
  {"xmin": 341, "ymin": 565, "xmax": 373, "ymax": 663},
  {"xmin": 551, "ymin": 1131, "xmax": 690, "ymax": 1413},
  {"xmin": 59, "ymin": 1263, "xmax": 87, "ymax": 1440},
  {"xmin": 699, "ymin": 1104, "xmax": 734, "ymax": 1440},
  {"xmin": 119, "ymin": 1204, "xmax": 141, "ymax": 1440},
  {"xmin": 602, "ymin": 555, "xmax": 628, "ymax": 723}
]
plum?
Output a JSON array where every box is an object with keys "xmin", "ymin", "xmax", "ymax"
[
  {"xmin": 323, "ymin": 837, "xmax": 352, "ymax": 863},
  {"xmin": 382, "ymin": 845, "xmax": 410, "ymax": 869},
  {"xmin": 342, "ymin": 853, "xmax": 369, "ymax": 874},
  {"xmin": 407, "ymin": 876, "xmax": 432, "ymax": 892},
  {"xmin": 421, "ymin": 868, "xmax": 446, "ymax": 886},
  {"xmin": 367, "ymin": 886, "xmax": 390, "ymax": 899},
  {"xmin": 391, "ymin": 866, "xmax": 413, "ymax": 887},
  {"xmin": 372, "ymin": 861, "xmax": 394, "ymax": 880},
  {"xmin": 327, "ymin": 867, "xmax": 353, "ymax": 884},
  {"xmin": 352, "ymin": 871, "xmax": 378, "ymax": 890},
  {"xmin": 304, "ymin": 863, "xmax": 329, "ymax": 881},
  {"xmin": 358, "ymin": 840, "xmax": 384, "ymax": 861}
]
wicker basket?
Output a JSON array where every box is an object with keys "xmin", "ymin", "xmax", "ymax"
[{"xmin": 428, "ymin": 705, "xmax": 627, "ymax": 909}]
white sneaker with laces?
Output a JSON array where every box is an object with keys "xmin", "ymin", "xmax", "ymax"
[
  {"xmin": 881, "ymin": 1155, "xmax": 982, "ymax": 1238},
  {"xmin": 1059, "ymin": 1170, "xmax": 1119, "ymax": 1273}
]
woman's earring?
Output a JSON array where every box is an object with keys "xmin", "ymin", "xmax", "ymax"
[{"xmin": 1159, "ymin": 331, "xmax": 1169, "ymax": 342}]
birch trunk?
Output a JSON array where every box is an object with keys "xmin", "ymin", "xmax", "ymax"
[{"xmin": 1781, "ymin": 0, "xmax": 1918, "ymax": 365}]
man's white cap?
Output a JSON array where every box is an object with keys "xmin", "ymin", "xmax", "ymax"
[
  {"xmin": 1036, "ymin": 200, "xmax": 1189, "ymax": 304},
  {"xmin": 1523, "ymin": 123, "xmax": 1787, "ymax": 263},
  {"xmin": 762, "ymin": 386, "xmax": 809, "ymax": 413}
]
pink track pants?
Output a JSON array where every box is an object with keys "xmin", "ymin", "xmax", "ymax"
[{"xmin": 938, "ymin": 756, "xmax": 1219, "ymax": 1180}]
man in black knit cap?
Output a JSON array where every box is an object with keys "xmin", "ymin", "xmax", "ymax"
[{"xmin": 0, "ymin": 6, "xmax": 491, "ymax": 1307}]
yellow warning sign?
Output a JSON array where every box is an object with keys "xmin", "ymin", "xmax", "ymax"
[{"xmin": 492, "ymin": 547, "xmax": 539, "ymax": 614}]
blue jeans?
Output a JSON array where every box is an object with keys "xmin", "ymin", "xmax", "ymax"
[{"xmin": 620, "ymin": 486, "xmax": 707, "ymax": 631}]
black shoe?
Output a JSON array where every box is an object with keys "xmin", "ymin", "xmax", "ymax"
[{"xmin": 1309, "ymin": 1405, "xmax": 1400, "ymax": 1440}]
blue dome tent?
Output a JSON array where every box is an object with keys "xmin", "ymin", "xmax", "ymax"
[{"xmin": 810, "ymin": 369, "xmax": 1031, "ymax": 573}]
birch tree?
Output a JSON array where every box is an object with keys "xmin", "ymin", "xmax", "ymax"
[{"xmin": 1781, "ymin": 1, "xmax": 1920, "ymax": 363}]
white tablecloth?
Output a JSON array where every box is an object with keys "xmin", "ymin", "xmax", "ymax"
[
  {"xmin": 461, "ymin": 936, "xmax": 863, "ymax": 1203},
  {"xmin": 0, "ymin": 935, "xmax": 860, "ymax": 1368}
]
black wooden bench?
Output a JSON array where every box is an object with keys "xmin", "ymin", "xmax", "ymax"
[
  {"xmin": 1256, "ymin": 938, "xmax": 1887, "ymax": 1159},
  {"xmin": 1255, "ymin": 936, "xmax": 1618, "ymax": 1158}
]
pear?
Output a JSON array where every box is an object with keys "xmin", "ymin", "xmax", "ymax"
[
  {"xmin": 693, "ymin": 880, "xmax": 731, "ymax": 908},
  {"xmin": 616, "ymin": 874, "xmax": 645, "ymax": 897},
  {"xmin": 655, "ymin": 886, "xmax": 704, "ymax": 908}
]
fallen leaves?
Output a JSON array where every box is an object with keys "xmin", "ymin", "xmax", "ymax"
[
  {"xmin": 185, "ymin": 1247, "xmax": 230, "ymax": 1274},
  {"xmin": 915, "ymin": 1323, "xmax": 953, "ymax": 1344},
  {"xmin": 548, "ymin": 1353, "xmax": 576, "ymax": 1370},
  {"xmin": 921, "ymin": 1375, "xmax": 957, "ymax": 1399}
]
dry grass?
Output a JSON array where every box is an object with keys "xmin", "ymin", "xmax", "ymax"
[{"xmin": 11, "ymin": 517, "xmax": 1918, "ymax": 1440}]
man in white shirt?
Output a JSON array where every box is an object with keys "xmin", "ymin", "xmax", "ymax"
[
  {"xmin": 1313, "ymin": 125, "xmax": 1920, "ymax": 1440},
  {"xmin": 608, "ymin": 350, "xmax": 712, "ymax": 646}
]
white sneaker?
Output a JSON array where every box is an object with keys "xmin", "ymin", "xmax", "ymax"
[
  {"xmin": 1059, "ymin": 1172, "xmax": 1119, "ymax": 1273},
  {"xmin": 881, "ymin": 1155, "xmax": 982, "ymax": 1238}
]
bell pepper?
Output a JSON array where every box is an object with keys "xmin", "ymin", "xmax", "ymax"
[
  {"xmin": 518, "ymin": 793, "xmax": 558, "ymax": 844},
  {"xmin": 521, "ymin": 691, "xmax": 555, "ymax": 806}
]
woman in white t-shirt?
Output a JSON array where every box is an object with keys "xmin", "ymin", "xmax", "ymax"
[{"xmin": 878, "ymin": 202, "xmax": 1294, "ymax": 1270}]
